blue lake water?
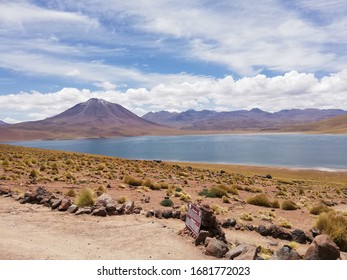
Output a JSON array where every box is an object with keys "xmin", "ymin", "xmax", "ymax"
[{"xmin": 5, "ymin": 134, "xmax": 347, "ymax": 170}]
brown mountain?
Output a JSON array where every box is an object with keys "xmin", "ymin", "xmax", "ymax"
[
  {"xmin": 0, "ymin": 98, "xmax": 176, "ymax": 141},
  {"xmin": 284, "ymin": 114, "xmax": 347, "ymax": 133}
]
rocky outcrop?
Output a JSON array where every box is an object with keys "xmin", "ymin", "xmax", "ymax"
[{"xmin": 304, "ymin": 235, "xmax": 341, "ymax": 260}]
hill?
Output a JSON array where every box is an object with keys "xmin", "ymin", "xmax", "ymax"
[
  {"xmin": 0, "ymin": 120, "xmax": 7, "ymax": 126},
  {"xmin": 0, "ymin": 98, "xmax": 177, "ymax": 141},
  {"xmin": 285, "ymin": 114, "xmax": 347, "ymax": 133}
]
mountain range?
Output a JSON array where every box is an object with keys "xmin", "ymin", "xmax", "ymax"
[{"xmin": 0, "ymin": 98, "xmax": 346, "ymax": 141}]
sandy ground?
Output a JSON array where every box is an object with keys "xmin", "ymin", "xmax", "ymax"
[{"xmin": 0, "ymin": 196, "xmax": 213, "ymax": 260}]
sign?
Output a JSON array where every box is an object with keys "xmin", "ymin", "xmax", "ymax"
[{"xmin": 185, "ymin": 203, "xmax": 202, "ymax": 236}]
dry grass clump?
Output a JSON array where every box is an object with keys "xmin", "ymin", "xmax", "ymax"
[
  {"xmin": 117, "ymin": 196, "xmax": 128, "ymax": 204},
  {"xmin": 123, "ymin": 175, "xmax": 143, "ymax": 186},
  {"xmin": 281, "ymin": 200, "xmax": 298, "ymax": 210},
  {"xmin": 278, "ymin": 217, "xmax": 292, "ymax": 229},
  {"xmin": 74, "ymin": 188, "xmax": 95, "ymax": 207},
  {"xmin": 310, "ymin": 204, "xmax": 332, "ymax": 215},
  {"xmin": 246, "ymin": 193, "xmax": 272, "ymax": 207},
  {"xmin": 210, "ymin": 204, "xmax": 227, "ymax": 215},
  {"xmin": 65, "ymin": 189, "xmax": 77, "ymax": 197},
  {"xmin": 315, "ymin": 211, "xmax": 347, "ymax": 251},
  {"xmin": 240, "ymin": 213, "xmax": 253, "ymax": 221},
  {"xmin": 199, "ymin": 185, "xmax": 237, "ymax": 198}
]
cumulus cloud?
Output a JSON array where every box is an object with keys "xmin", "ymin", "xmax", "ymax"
[{"xmin": 1, "ymin": 71, "xmax": 347, "ymax": 123}]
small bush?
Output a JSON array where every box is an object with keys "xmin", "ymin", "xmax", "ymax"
[
  {"xmin": 29, "ymin": 169, "xmax": 38, "ymax": 178},
  {"xmin": 315, "ymin": 211, "xmax": 347, "ymax": 251},
  {"xmin": 117, "ymin": 196, "xmax": 128, "ymax": 204},
  {"xmin": 123, "ymin": 175, "xmax": 143, "ymax": 186},
  {"xmin": 246, "ymin": 194, "xmax": 272, "ymax": 207},
  {"xmin": 210, "ymin": 204, "xmax": 227, "ymax": 215},
  {"xmin": 310, "ymin": 204, "xmax": 331, "ymax": 215},
  {"xmin": 222, "ymin": 195, "xmax": 231, "ymax": 203},
  {"xmin": 65, "ymin": 189, "xmax": 76, "ymax": 197},
  {"xmin": 281, "ymin": 200, "xmax": 297, "ymax": 211},
  {"xmin": 160, "ymin": 198, "xmax": 174, "ymax": 207},
  {"xmin": 240, "ymin": 213, "xmax": 253, "ymax": 221},
  {"xmin": 74, "ymin": 188, "xmax": 95, "ymax": 207},
  {"xmin": 217, "ymin": 184, "xmax": 239, "ymax": 195},
  {"xmin": 271, "ymin": 199, "xmax": 280, "ymax": 208},
  {"xmin": 278, "ymin": 217, "xmax": 292, "ymax": 228}
]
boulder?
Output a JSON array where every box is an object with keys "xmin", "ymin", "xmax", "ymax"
[
  {"xmin": 291, "ymin": 229, "xmax": 307, "ymax": 244},
  {"xmin": 50, "ymin": 198, "xmax": 62, "ymax": 210},
  {"xmin": 105, "ymin": 203, "xmax": 117, "ymax": 211},
  {"xmin": 162, "ymin": 210, "xmax": 173, "ymax": 219},
  {"xmin": 94, "ymin": 193, "xmax": 115, "ymax": 207},
  {"xmin": 226, "ymin": 244, "xmax": 261, "ymax": 260},
  {"xmin": 221, "ymin": 218, "xmax": 237, "ymax": 228},
  {"xmin": 116, "ymin": 204, "xmax": 125, "ymax": 213},
  {"xmin": 155, "ymin": 210, "xmax": 162, "ymax": 219},
  {"xmin": 205, "ymin": 238, "xmax": 229, "ymax": 258},
  {"xmin": 267, "ymin": 225, "xmax": 292, "ymax": 241},
  {"xmin": 195, "ymin": 230, "xmax": 209, "ymax": 246},
  {"xmin": 257, "ymin": 225, "xmax": 269, "ymax": 236},
  {"xmin": 75, "ymin": 207, "xmax": 92, "ymax": 215},
  {"xmin": 35, "ymin": 186, "xmax": 47, "ymax": 196},
  {"xmin": 304, "ymin": 235, "xmax": 340, "ymax": 260},
  {"xmin": 66, "ymin": 205, "xmax": 79, "ymax": 213},
  {"xmin": 271, "ymin": 245, "xmax": 301, "ymax": 260},
  {"xmin": 58, "ymin": 198, "xmax": 72, "ymax": 211},
  {"xmin": 146, "ymin": 210, "xmax": 155, "ymax": 217},
  {"xmin": 92, "ymin": 207, "xmax": 107, "ymax": 217},
  {"xmin": 124, "ymin": 201, "xmax": 134, "ymax": 214}
]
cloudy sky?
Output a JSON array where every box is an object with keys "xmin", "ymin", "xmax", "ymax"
[{"xmin": 1, "ymin": 0, "xmax": 347, "ymax": 123}]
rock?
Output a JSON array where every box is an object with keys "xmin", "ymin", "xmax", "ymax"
[
  {"xmin": 162, "ymin": 210, "xmax": 173, "ymax": 219},
  {"xmin": 180, "ymin": 212, "xmax": 187, "ymax": 221},
  {"xmin": 155, "ymin": 210, "xmax": 162, "ymax": 219},
  {"xmin": 66, "ymin": 205, "xmax": 78, "ymax": 213},
  {"xmin": 75, "ymin": 207, "xmax": 92, "ymax": 215},
  {"xmin": 23, "ymin": 191, "xmax": 39, "ymax": 204},
  {"xmin": 35, "ymin": 186, "xmax": 47, "ymax": 196},
  {"xmin": 246, "ymin": 225, "xmax": 254, "ymax": 231},
  {"xmin": 257, "ymin": 225, "xmax": 269, "ymax": 236},
  {"xmin": 172, "ymin": 210, "xmax": 180, "ymax": 219},
  {"xmin": 58, "ymin": 198, "xmax": 72, "ymax": 211},
  {"xmin": 304, "ymin": 235, "xmax": 340, "ymax": 260},
  {"xmin": 50, "ymin": 198, "xmax": 62, "ymax": 210},
  {"xmin": 92, "ymin": 207, "xmax": 107, "ymax": 217},
  {"xmin": 146, "ymin": 210, "xmax": 155, "ymax": 217},
  {"xmin": 268, "ymin": 225, "xmax": 292, "ymax": 241},
  {"xmin": 144, "ymin": 196, "xmax": 150, "ymax": 203},
  {"xmin": 0, "ymin": 185, "xmax": 11, "ymax": 195},
  {"xmin": 116, "ymin": 204, "xmax": 125, "ymax": 213},
  {"xmin": 221, "ymin": 218, "xmax": 237, "ymax": 228},
  {"xmin": 94, "ymin": 193, "xmax": 115, "ymax": 207},
  {"xmin": 271, "ymin": 245, "xmax": 301, "ymax": 260},
  {"xmin": 105, "ymin": 203, "xmax": 117, "ymax": 211},
  {"xmin": 205, "ymin": 238, "xmax": 229, "ymax": 258},
  {"xmin": 291, "ymin": 229, "xmax": 307, "ymax": 244},
  {"xmin": 133, "ymin": 207, "xmax": 142, "ymax": 214},
  {"xmin": 195, "ymin": 230, "xmax": 209, "ymax": 246},
  {"xmin": 226, "ymin": 244, "xmax": 261, "ymax": 260},
  {"xmin": 310, "ymin": 228, "xmax": 321, "ymax": 238},
  {"xmin": 124, "ymin": 201, "xmax": 134, "ymax": 214}
]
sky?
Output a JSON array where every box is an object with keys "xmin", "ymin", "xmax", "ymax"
[{"xmin": 0, "ymin": 0, "xmax": 347, "ymax": 123}]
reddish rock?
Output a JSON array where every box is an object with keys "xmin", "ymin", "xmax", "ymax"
[
  {"xmin": 205, "ymin": 238, "xmax": 229, "ymax": 258},
  {"xmin": 304, "ymin": 235, "xmax": 340, "ymax": 260},
  {"xmin": 271, "ymin": 245, "xmax": 301, "ymax": 260},
  {"xmin": 58, "ymin": 198, "xmax": 72, "ymax": 211},
  {"xmin": 92, "ymin": 207, "xmax": 107, "ymax": 217},
  {"xmin": 226, "ymin": 244, "xmax": 261, "ymax": 260}
]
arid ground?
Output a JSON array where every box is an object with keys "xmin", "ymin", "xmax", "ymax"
[{"xmin": 0, "ymin": 144, "xmax": 346, "ymax": 259}]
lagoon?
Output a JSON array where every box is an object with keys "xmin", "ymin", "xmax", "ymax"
[{"xmin": 6, "ymin": 134, "xmax": 347, "ymax": 170}]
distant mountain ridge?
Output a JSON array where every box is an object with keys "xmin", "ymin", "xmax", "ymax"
[
  {"xmin": 0, "ymin": 99, "xmax": 346, "ymax": 142},
  {"xmin": 0, "ymin": 120, "xmax": 7, "ymax": 126},
  {"xmin": 143, "ymin": 108, "xmax": 347, "ymax": 131}
]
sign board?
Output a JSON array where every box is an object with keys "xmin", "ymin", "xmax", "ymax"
[{"xmin": 185, "ymin": 203, "xmax": 202, "ymax": 236}]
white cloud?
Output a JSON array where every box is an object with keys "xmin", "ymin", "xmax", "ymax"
[{"xmin": 1, "ymin": 70, "xmax": 347, "ymax": 122}]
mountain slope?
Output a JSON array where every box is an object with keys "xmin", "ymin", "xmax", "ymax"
[
  {"xmin": 0, "ymin": 120, "xmax": 7, "ymax": 126},
  {"xmin": 0, "ymin": 99, "xmax": 176, "ymax": 141},
  {"xmin": 143, "ymin": 108, "xmax": 347, "ymax": 131}
]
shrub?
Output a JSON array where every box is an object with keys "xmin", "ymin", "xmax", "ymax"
[
  {"xmin": 271, "ymin": 199, "xmax": 280, "ymax": 208},
  {"xmin": 278, "ymin": 217, "xmax": 292, "ymax": 228},
  {"xmin": 29, "ymin": 169, "xmax": 38, "ymax": 178},
  {"xmin": 315, "ymin": 211, "xmax": 347, "ymax": 251},
  {"xmin": 160, "ymin": 198, "xmax": 174, "ymax": 207},
  {"xmin": 74, "ymin": 188, "xmax": 95, "ymax": 207},
  {"xmin": 198, "ymin": 186, "xmax": 229, "ymax": 198},
  {"xmin": 222, "ymin": 195, "xmax": 231, "ymax": 203},
  {"xmin": 210, "ymin": 204, "xmax": 227, "ymax": 215},
  {"xmin": 240, "ymin": 213, "xmax": 253, "ymax": 221},
  {"xmin": 117, "ymin": 196, "xmax": 128, "ymax": 204},
  {"xmin": 281, "ymin": 200, "xmax": 297, "ymax": 211},
  {"xmin": 217, "ymin": 184, "xmax": 239, "ymax": 195},
  {"xmin": 123, "ymin": 175, "xmax": 143, "ymax": 186},
  {"xmin": 65, "ymin": 189, "xmax": 76, "ymax": 197},
  {"xmin": 246, "ymin": 194, "xmax": 272, "ymax": 207},
  {"xmin": 310, "ymin": 204, "xmax": 331, "ymax": 215}
]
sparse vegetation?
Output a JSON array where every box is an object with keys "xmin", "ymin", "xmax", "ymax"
[
  {"xmin": 160, "ymin": 198, "xmax": 174, "ymax": 207},
  {"xmin": 246, "ymin": 193, "xmax": 272, "ymax": 207},
  {"xmin": 310, "ymin": 204, "xmax": 331, "ymax": 215},
  {"xmin": 123, "ymin": 175, "xmax": 143, "ymax": 186},
  {"xmin": 315, "ymin": 211, "xmax": 347, "ymax": 251},
  {"xmin": 74, "ymin": 188, "xmax": 95, "ymax": 207},
  {"xmin": 281, "ymin": 200, "xmax": 298, "ymax": 211}
]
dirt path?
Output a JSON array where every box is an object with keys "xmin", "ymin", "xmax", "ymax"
[{"xmin": 0, "ymin": 196, "xmax": 212, "ymax": 260}]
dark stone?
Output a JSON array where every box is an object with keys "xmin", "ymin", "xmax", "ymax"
[
  {"xmin": 66, "ymin": 205, "xmax": 78, "ymax": 213},
  {"xmin": 257, "ymin": 225, "xmax": 269, "ymax": 236},
  {"xmin": 51, "ymin": 198, "xmax": 62, "ymax": 210},
  {"xmin": 146, "ymin": 210, "xmax": 155, "ymax": 217},
  {"xmin": 180, "ymin": 212, "xmax": 186, "ymax": 221},
  {"xmin": 246, "ymin": 224, "xmax": 254, "ymax": 231},
  {"xmin": 310, "ymin": 228, "xmax": 321, "ymax": 238},
  {"xmin": 162, "ymin": 210, "xmax": 173, "ymax": 219},
  {"xmin": 144, "ymin": 196, "xmax": 150, "ymax": 203},
  {"xmin": 155, "ymin": 210, "xmax": 162, "ymax": 219},
  {"xmin": 291, "ymin": 229, "xmax": 307, "ymax": 244},
  {"xmin": 304, "ymin": 235, "xmax": 340, "ymax": 260},
  {"xmin": 221, "ymin": 218, "xmax": 237, "ymax": 228},
  {"xmin": 116, "ymin": 203, "xmax": 125, "ymax": 213},
  {"xmin": 271, "ymin": 245, "xmax": 301, "ymax": 260},
  {"xmin": 105, "ymin": 203, "xmax": 117, "ymax": 211},
  {"xmin": 195, "ymin": 230, "xmax": 209, "ymax": 246},
  {"xmin": 92, "ymin": 207, "xmax": 107, "ymax": 217},
  {"xmin": 35, "ymin": 187, "xmax": 47, "ymax": 196}
]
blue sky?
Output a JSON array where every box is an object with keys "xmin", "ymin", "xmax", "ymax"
[{"xmin": 0, "ymin": 0, "xmax": 347, "ymax": 122}]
